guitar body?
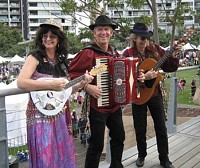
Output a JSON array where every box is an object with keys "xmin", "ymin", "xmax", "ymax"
[
  {"xmin": 133, "ymin": 58, "xmax": 164, "ymax": 105},
  {"xmin": 132, "ymin": 28, "xmax": 195, "ymax": 105},
  {"xmin": 30, "ymin": 64, "xmax": 107, "ymax": 116},
  {"xmin": 30, "ymin": 78, "xmax": 72, "ymax": 116}
]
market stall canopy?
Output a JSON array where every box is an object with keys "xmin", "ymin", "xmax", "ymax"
[
  {"xmin": 0, "ymin": 56, "xmax": 9, "ymax": 64},
  {"xmin": 10, "ymin": 55, "xmax": 25, "ymax": 64},
  {"xmin": 182, "ymin": 43, "xmax": 197, "ymax": 50},
  {"xmin": 197, "ymin": 45, "xmax": 200, "ymax": 50}
]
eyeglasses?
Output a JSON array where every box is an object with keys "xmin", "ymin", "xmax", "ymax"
[
  {"xmin": 42, "ymin": 34, "xmax": 57, "ymax": 40},
  {"xmin": 141, "ymin": 36, "xmax": 150, "ymax": 41}
]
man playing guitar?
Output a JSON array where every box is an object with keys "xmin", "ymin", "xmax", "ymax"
[{"xmin": 123, "ymin": 22, "xmax": 184, "ymax": 168}]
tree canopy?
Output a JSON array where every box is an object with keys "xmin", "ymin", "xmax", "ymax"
[
  {"xmin": 0, "ymin": 22, "xmax": 25, "ymax": 57},
  {"xmin": 58, "ymin": 0, "xmax": 197, "ymax": 48}
]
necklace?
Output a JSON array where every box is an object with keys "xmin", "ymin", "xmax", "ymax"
[{"xmin": 47, "ymin": 57, "xmax": 57, "ymax": 65}]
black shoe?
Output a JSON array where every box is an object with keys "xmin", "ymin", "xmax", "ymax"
[
  {"xmin": 136, "ymin": 157, "xmax": 145, "ymax": 167},
  {"xmin": 160, "ymin": 160, "xmax": 174, "ymax": 168}
]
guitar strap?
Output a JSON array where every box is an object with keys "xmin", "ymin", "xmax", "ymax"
[
  {"xmin": 59, "ymin": 60, "xmax": 73, "ymax": 129},
  {"xmin": 127, "ymin": 47, "xmax": 145, "ymax": 61},
  {"xmin": 60, "ymin": 60, "xmax": 71, "ymax": 81}
]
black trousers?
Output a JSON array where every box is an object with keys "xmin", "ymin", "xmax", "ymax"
[
  {"xmin": 85, "ymin": 108, "xmax": 125, "ymax": 168},
  {"xmin": 132, "ymin": 95, "xmax": 169, "ymax": 162}
]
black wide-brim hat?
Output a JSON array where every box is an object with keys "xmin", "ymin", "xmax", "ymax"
[
  {"xmin": 89, "ymin": 15, "xmax": 117, "ymax": 30},
  {"xmin": 130, "ymin": 23, "xmax": 153, "ymax": 37}
]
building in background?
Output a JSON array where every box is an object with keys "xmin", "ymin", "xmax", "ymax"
[
  {"xmin": 0, "ymin": 0, "xmax": 74, "ymax": 40},
  {"xmin": 0, "ymin": 0, "xmax": 200, "ymax": 40},
  {"xmin": 0, "ymin": 0, "xmax": 23, "ymax": 33},
  {"xmin": 26, "ymin": 0, "xmax": 73, "ymax": 40},
  {"xmin": 106, "ymin": 0, "xmax": 199, "ymax": 33}
]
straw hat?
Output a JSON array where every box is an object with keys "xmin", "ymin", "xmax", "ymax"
[{"xmin": 40, "ymin": 19, "xmax": 63, "ymax": 31}]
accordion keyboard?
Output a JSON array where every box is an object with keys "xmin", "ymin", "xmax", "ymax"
[{"xmin": 96, "ymin": 58, "xmax": 110, "ymax": 107}]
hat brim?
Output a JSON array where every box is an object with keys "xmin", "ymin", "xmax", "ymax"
[
  {"xmin": 130, "ymin": 30, "xmax": 153, "ymax": 37},
  {"xmin": 40, "ymin": 23, "xmax": 60, "ymax": 29},
  {"xmin": 89, "ymin": 24, "xmax": 117, "ymax": 30}
]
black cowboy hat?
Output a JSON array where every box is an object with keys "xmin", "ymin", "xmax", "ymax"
[
  {"xmin": 130, "ymin": 23, "xmax": 153, "ymax": 37},
  {"xmin": 89, "ymin": 15, "xmax": 117, "ymax": 30}
]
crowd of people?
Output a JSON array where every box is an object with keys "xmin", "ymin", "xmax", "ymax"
[
  {"xmin": 15, "ymin": 15, "xmax": 191, "ymax": 168},
  {"xmin": 180, "ymin": 50, "xmax": 199, "ymax": 66},
  {"xmin": 71, "ymin": 109, "xmax": 91, "ymax": 147},
  {"xmin": 0, "ymin": 64, "xmax": 21, "ymax": 84}
]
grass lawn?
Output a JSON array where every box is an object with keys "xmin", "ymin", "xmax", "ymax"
[{"xmin": 163, "ymin": 68, "xmax": 200, "ymax": 105}]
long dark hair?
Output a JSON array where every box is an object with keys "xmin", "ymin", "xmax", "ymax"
[{"xmin": 34, "ymin": 25, "xmax": 68, "ymax": 63}]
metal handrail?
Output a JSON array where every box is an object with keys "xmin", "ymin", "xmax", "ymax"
[
  {"xmin": 0, "ymin": 88, "xmax": 28, "ymax": 97},
  {"xmin": 0, "ymin": 65, "xmax": 198, "ymax": 167},
  {"xmin": 0, "ymin": 88, "xmax": 28, "ymax": 168}
]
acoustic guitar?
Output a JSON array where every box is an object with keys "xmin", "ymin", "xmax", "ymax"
[
  {"xmin": 30, "ymin": 64, "xmax": 107, "ymax": 116},
  {"xmin": 134, "ymin": 28, "xmax": 195, "ymax": 105}
]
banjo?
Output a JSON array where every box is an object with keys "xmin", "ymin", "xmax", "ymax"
[{"xmin": 30, "ymin": 64, "xmax": 107, "ymax": 116}]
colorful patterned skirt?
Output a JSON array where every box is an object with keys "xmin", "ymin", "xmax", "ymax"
[{"xmin": 26, "ymin": 100, "xmax": 77, "ymax": 168}]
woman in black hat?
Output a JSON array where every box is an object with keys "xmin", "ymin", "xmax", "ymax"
[{"xmin": 123, "ymin": 23, "xmax": 183, "ymax": 168}]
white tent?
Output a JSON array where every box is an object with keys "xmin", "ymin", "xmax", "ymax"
[
  {"xmin": 0, "ymin": 80, "xmax": 29, "ymax": 147},
  {"xmin": 0, "ymin": 56, "xmax": 9, "ymax": 64},
  {"xmin": 197, "ymin": 45, "xmax": 200, "ymax": 50},
  {"xmin": 182, "ymin": 43, "xmax": 197, "ymax": 50},
  {"xmin": 10, "ymin": 54, "xmax": 25, "ymax": 65}
]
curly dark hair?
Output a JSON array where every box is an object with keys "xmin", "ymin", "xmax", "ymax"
[{"xmin": 34, "ymin": 25, "xmax": 68, "ymax": 62}]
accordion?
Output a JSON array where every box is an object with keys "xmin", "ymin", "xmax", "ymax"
[{"xmin": 96, "ymin": 56, "xmax": 141, "ymax": 107}]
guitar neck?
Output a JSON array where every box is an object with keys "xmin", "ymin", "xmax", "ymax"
[
  {"xmin": 64, "ymin": 64, "xmax": 107, "ymax": 90},
  {"xmin": 65, "ymin": 75, "xmax": 84, "ymax": 89},
  {"xmin": 153, "ymin": 47, "xmax": 175, "ymax": 71}
]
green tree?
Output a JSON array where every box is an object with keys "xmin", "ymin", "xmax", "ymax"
[
  {"xmin": 58, "ymin": 0, "xmax": 196, "ymax": 48},
  {"xmin": 159, "ymin": 0, "xmax": 194, "ymax": 45},
  {"xmin": 66, "ymin": 31, "xmax": 84, "ymax": 54},
  {"xmin": 59, "ymin": 0, "xmax": 147, "ymax": 49},
  {"xmin": 0, "ymin": 22, "xmax": 25, "ymax": 57},
  {"xmin": 78, "ymin": 27, "xmax": 94, "ymax": 41}
]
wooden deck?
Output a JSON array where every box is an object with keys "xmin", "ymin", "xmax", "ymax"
[{"xmin": 100, "ymin": 115, "xmax": 200, "ymax": 168}]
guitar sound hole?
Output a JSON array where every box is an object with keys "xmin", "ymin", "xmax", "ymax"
[{"xmin": 145, "ymin": 78, "xmax": 156, "ymax": 88}]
